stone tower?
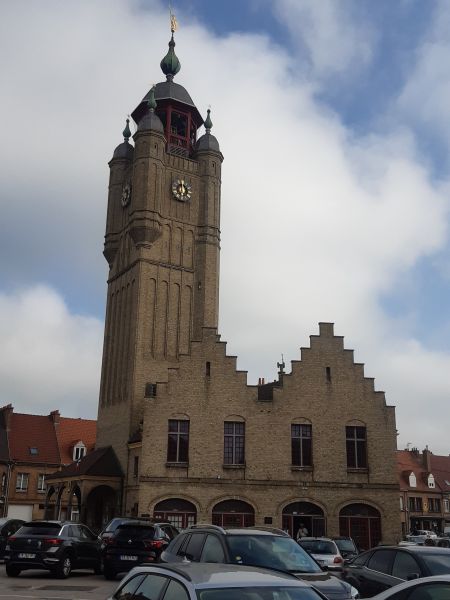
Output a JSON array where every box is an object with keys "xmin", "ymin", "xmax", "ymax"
[{"xmin": 96, "ymin": 33, "xmax": 223, "ymax": 469}]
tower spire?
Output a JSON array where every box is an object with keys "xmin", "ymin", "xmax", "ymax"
[
  {"xmin": 160, "ymin": 9, "xmax": 181, "ymax": 80},
  {"xmin": 122, "ymin": 118, "xmax": 131, "ymax": 142}
]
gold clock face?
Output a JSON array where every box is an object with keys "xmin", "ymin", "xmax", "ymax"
[
  {"xmin": 121, "ymin": 181, "xmax": 132, "ymax": 207},
  {"xmin": 172, "ymin": 178, "xmax": 192, "ymax": 202}
]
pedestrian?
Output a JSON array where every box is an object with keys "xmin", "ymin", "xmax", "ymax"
[{"xmin": 296, "ymin": 523, "xmax": 309, "ymax": 540}]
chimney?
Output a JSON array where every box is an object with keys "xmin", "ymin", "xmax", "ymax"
[
  {"xmin": 49, "ymin": 410, "xmax": 60, "ymax": 426},
  {"xmin": 423, "ymin": 446, "xmax": 432, "ymax": 472},
  {"xmin": 0, "ymin": 404, "xmax": 13, "ymax": 431}
]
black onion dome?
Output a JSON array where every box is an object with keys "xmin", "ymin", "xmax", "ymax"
[
  {"xmin": 137, "ymin": 111, "xmax": 164, "ymax": 133},
  {"xmin": 196, "ymin": 133, "xmax": 220, "ymax": 152},
  {"xmin": 113, "ymin": 140, "xmax": 134, "ymax": 159}
]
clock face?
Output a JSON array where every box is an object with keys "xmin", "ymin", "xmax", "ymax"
[
  {"xmin": 121, "ymin": 182, "xmax": 132, "ymax": 207},
  {"xmin": 172, "ymin": 178, "xmax": 192, "ymax": 202}
]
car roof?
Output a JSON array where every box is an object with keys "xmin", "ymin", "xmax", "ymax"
[
  {"xmin": 298, "ymin": 537, "xmax": 335, "ymax": 543},
  {"xmin": 370, "ymin": 575, "xmax": 450, "ymax": 599},
  {"xmin": 186, "ymin": 525, "xmax": 288, "ymax": 536},
  {"xmin": 371, "ymin": 546, "xmax": 450, "ymax": 554},
  {"xmin": 127, "ymin": 563, "xmax": 309, "ymax": 587}
]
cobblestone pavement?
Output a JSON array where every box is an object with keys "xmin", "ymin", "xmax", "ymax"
[{"xmin": 0, "ymin": 565, "xmax": 118, "ymax": 600}]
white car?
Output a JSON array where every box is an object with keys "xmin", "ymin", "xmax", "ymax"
[
  {"xmin": 371, "ymin": 574, "xmax": 450, "ymax": 599},
  {"xmin": 297, "ymin": 537, "xmax": 344, "ymax": 570},
  {"xmin": 107, "ymin": 563, "xmax": 330, "ymax": 600}
]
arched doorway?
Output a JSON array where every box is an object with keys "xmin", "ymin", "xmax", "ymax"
[
  {"xmin": 339, "ymin": 503, "xmax": 381, "ymax": 551},
  {"xmin": 212, "ymin": 499, "xmax": 255, "ymax": 527},
  {"xmin": 85, "ymin": 485, "xmax": 117, "ymax": 533},
  {"xmin": 153, "ymin": 498, "xmax": 197, "ymax": 529},
  {"xmin": 282, "ymin": 502, "xmax": 325, "ymax": 538}
]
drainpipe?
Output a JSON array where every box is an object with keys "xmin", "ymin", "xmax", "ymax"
[{"xmin": 4, "ymin": 461, "xmax": 14, "ymax": 518}]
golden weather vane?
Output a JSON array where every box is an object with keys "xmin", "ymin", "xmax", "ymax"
[{"xmin": 169, "ymin": 3, "xmax": 178, "ymax": 33}]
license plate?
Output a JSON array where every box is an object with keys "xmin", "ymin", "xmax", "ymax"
[
  {"xmin": 120, "ymin": 555, "xmax": 138, "ymax": 560},
  {"xmin": 317, "ymin": 559, "xmax": 326, "ymax": 566},
  {"xmin": 18, "ymin": 553, "xmax": 36, "ymax": 559}
]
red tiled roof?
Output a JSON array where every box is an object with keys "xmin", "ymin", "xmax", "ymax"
[
  {"xmin": 9, "ymin": 413, "xmax": 60, "ymax": 464},
  {"xmin": 430, "ymin": 454, "xmax": 450, "ymax": 493},
  {"xmin": 396, "ymin": 450, "xmax": 437, "ymax": 491},
  {"xmin": 56, "ymin": 417, "xmax": 96, "ymax": 465}
]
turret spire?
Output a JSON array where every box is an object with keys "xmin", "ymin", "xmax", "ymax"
[
  {"xmin": 160, "ymin": 10, "xmax": 181, "ymax": 80},
  {"xmin": 122, "ymin": 118, "xmax": 131, "ymax": 142},
  {"xmin": 204, "ymin": 108, "xmax": 213, "ymax": 133},
  {"xmin": 147, "ymin": 85, "xmax": 157, "ymax": 112}
]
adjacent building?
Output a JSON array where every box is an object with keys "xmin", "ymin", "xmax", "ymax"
[
  {"xmin": 47, "ymin": 28, "xmax": 401, "ymax": 548},
  {"xmin": 0, "ymin": 404, "xmax": 95, "ymax": 521}
]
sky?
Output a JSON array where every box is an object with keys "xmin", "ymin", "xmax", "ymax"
[{"xmin": 1, "ymin": 0, "xmax": 450, "ymax": 454}]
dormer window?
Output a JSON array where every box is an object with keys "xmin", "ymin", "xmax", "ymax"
[
  {"xmin": 73, "ymin": 442, "xmax": 86, "ymax": 462},
  {"xmin": 428, "ymin": 474, "xmax": 435, "ymax": 488},
  {"xmin": 409, "ymin": 472, "xmax": 417, "ymax": 488}
]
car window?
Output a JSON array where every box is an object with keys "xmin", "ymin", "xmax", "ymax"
[
  {"xmin": 134, "ymin": 574, "xmax": 168, "ymax": 600},
  {"xmin": 18, "ymin": 523, "xmax": 61, "ymax": 536},
  {"xmin": 160, "ymin": 525, "xmax": 174, "ymax": 540},
  {"xmin": 335, "ymin": 539, "xmax": 357, "ymax": 553},
  {"xmin": 114, "ymin": 574, "xmax": 146, "ymax": 600},
  {"xmin": 162, "ymin": 579, "xmax": 190, "ymax": 600},
  {"xmin": 171, "ymin": 534, "xmax": 187, "ymax": 556},
  {"xmin": 367, "ymin": 549, "xmax": 395, "ymax": 574},
  {"xmin": 392, "ymin": 552, "xmax": 421, "ymax": 579},
  {"xmin": 69, "ymin": 525, "xmax": 82, "ymax": 538},
  {"xmin": 184, "ymin": 533, "xmax": 206, "ymax": 561},
  {"xmin": 197, "ymin": 586, "xmax": 324, "ymax": 600},
  {"xmin": 201, "ymin": 534, "xmax": 226, "ymax": 563},
  {"xmin": 351, "ymin": 550, "xmax": 371, "ymax": 566},
  {"xmin": 299, "ymin": 540, "xmax": 338, "ymax": 554},
  {"xmin": 227, "ymin": 535, "xmax": 322, "ymax": 573},
  {"xmin": 116, "ymin": 525, "xmax": 156, "ymax": 539},
  {"xmin": 422, "ymin": 552, "xmax": 450, "ymax": 575},
  {"xmin": 407, "ymin": 583, "xmax": 450, "ymax": 600},
  {"xmin": 80, "ymin": 525, "xmax": 97, "ymax": 541}
]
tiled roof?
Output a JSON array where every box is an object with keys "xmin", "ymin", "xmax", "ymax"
[
  {"xmin": 9, "ymin": 412, "xmax": 60, "ymax": 464},
  {"xmin": 47, "ymin": 446, "xmax": 122, "ymax": 480},
  {"xmin": 56, "ymin": 417, "xmax": 96, "ymax": 465},
  {"xmin": 430, "ymin": 454, "xmax": 450, "ymax": 493}
]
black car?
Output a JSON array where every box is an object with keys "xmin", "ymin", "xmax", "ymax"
[
  {"xmin": 4, "ymin": 520, "xmax": 102, "ymax": 578},
  {"xmin": 342, "ymin": 545, "xmax": 450, "ymax": 598},
  {"xmin": 0, "ymin": 518, "xmax": 24, "ymax": 560},
  {"xmin": 102, "ymin": 520, "xmax": 179, "ymax": 580},
  {"xmin": 160, "ymin": 525, "xmax": 359, "ymax": 599}
]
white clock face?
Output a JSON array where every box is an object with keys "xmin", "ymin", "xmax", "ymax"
[
  {"xmin": 172, "ymin": 178, "xmax": 192, "ymax": 202},
  {"xmin": 121, "ymin": 182, "xmax": 132, "ymax": 207}
]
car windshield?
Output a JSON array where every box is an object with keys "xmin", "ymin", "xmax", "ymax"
[
  {"xmin": 227, "ymin": 535, "xmax": 322, "ymax": 573},
  {"xmin": 423, "ymin": 552, "xmax": 450, "ymax": 575},
  {"xmin": 299, "ymin": 540, "xmax": 337, "ymax": 555},
  {"xmin": 197, "ymin": 586, "xmax": 322, "ymax": 600},
  {"xmin": 18, "ymin": 523, "xmax": 60, "ymax": 536},
  {"xmin": 334, "ymin": 539, "xmax": 356, "ymax": 552}
]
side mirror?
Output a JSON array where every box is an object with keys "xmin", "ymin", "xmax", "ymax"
[{"xmin": 407, "ymin": 573, "xmax": 420, "ymax": 581}]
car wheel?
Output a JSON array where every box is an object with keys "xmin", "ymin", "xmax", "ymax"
[
  {"xmin": 5, "ymin": 564, "xmax": 21, "ymax": 577},
  {"xmin": 103, "ymin": 564, "xmax": 116, "ymax": 580},
  {"xmin": 55, "ymin": 554, "xmax": 72, "ymax": 579}
]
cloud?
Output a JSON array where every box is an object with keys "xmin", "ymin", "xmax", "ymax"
[
  {"xmin": 272, "ymin": 0, "xmax": 376, "ymax": 79},
  {"xmin": 0, "ymin": 286, "xmax": 103, "ymax": 417},
  {"xmin": 1, "ymin": 1, "xmax": 450, "ymax": 454}
]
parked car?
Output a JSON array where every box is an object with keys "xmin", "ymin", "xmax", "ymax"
[
  {"xmin": 99, "ymin": 517, "xmax": 155, "ymax": 544},
  {"xmin": 370, "ymin": 574, "xmax": 450, "ymax": 599},
  {"xmin": 297, "ymin": 538, "xmax": 344, "ymax": 570},
  {"xmin": 102, "ymin": 520, "xmax": 179, "ymax": 579},
  {"xmin": 341, "ymin": 545, "xmax": 450, "ymax": 598},
  {"xmin": 0, "ymin": 518, "xmax": 24, "ymax": 560},
  {"xmin": 161, "ymin": 525, "xmax": 359, "ymax": 599},
  {"xmin": 4, "ymin": 520, "xmax": 102, "ymax": 578},
  {"xmin": 332, "ymin": 537, "xmax": 360, "ymax": 561},
  {"xmin": 107, "ymin": 562, "xmax": 329, "ymax": 600}
]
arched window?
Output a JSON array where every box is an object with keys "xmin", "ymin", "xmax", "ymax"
[
  {"xmin": 212, "ymin": 499, "xmax": 255, "ymax": 527},
  {"xmin": 339, "ymin": 503, "xmax": 381, "ymax": 551}
]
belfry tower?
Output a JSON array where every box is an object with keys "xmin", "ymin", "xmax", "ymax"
[{"xmin": 97, "ymin": 32, "xmax": 223, "ymax": 468}]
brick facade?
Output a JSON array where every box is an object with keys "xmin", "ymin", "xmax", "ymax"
[{"xmin": 95, "ymin": 37, "xmax": 400, "ymax": 547}]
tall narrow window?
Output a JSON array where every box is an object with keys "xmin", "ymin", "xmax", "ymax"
[
  {"xmin": 346, "ymin": 426, "xmax": 367, "ymax": 468},
  {"xmin": 37, "ymin": 474, "xmax": 46, "ymax": 492},
  {"xmin": 224, "ymin": 422, "xmax": 245, "ymax": 465},
  {"xmin": 16, "ymin": 473, "xmax": 29, "ymax": 492},
  {"xmin": 167, "ymin": 420, "xmax": 189, "ymax": 463},
  {"xmin": 291, "ymin": 424, "xmax": 312, "ymax": 467},
  {"xmin": 133, "ymin": 456, "xmax": 139, "ymax": 478}
]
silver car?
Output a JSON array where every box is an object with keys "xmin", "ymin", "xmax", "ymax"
[
  {"xmin": 371, "ymin": 574, "xmax": 450, "ymax": 599},
  {"xmin": 297, "ymin": 538, "xmax": 344, "ymax": 570},
  {"xmin": 107, "ymin": 563, "xmax": 328, "ymax": 600}
]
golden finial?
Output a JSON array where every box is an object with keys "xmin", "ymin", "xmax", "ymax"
[{"xmin": 169, "ymin": 5, "xmax": 178, "ymax": 33}]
